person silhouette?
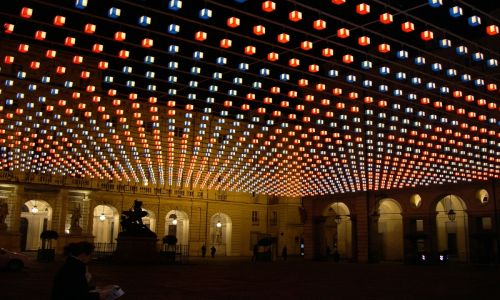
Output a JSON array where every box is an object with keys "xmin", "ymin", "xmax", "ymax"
[
  {"xmin": 201, "ymin": 244, "xmax": 207, "ymax": 258},
  {"xmin": 210, "ymin": 246, "xmax": 216, "ymax": 258}
]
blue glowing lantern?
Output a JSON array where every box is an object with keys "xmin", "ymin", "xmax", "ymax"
[
  {"xmin": 168, "ymin": 0, "xmax": 182, "ymax": 11},
  {"xmin": 426, "ymin": 82, "xmax": 436, "ymax": 90},
  {"xmin": 213, "ymin": 72, "xmax": 222, "ymax": 80},
  {"xmin": 428, "ymin": 0, "xmax": 442, "ymax": 8},
  {"xmin": 362, "ymin": 80, "xmax": 372, "ymax": 88},
  {"xmin": 487, "ymin": 59, "xmax": 498, "ymax": 68},
  {"xmin": 260, "ymin": 68, "xmax": 270, "ymax": 77},
  {"xmin": 50, "ymin": 88, "xmax": 58, "ymax": 95},
  {"xmin": 239, "ymin": 63, "xmax": 249, "ymax": 71},
  {"xmin": 396, "ymin": 72, "xmax": 406, "ymax": 80},
  {"xmin": 168, "ymin": 45, "xmax": 179, "ymax": 54},
  {"xmin": 216, "ymin": 57, "xmax": 227, "ymax": 65},
  {"xmin": 361, "ymin": 60, "xmax": 372, "ymax": 69},
  {"xmin": 472, "ymin": 52, "xmax": 484, "ymax": 61},
  {"xmin": 104, "ymin": 76, "xmax": 113, "ymax": 83},
  {"xmin": 415, "ymin": 56, "xmax": 426, "ymax": 65},
  {"xmin": 280, "ymin": 73, "xmax": 290, "ymax": 81},
  {"xmin": 440, "ymin": 86, "xmax": 449, "ymax": 94},
  {"xmin": 460, "ymin": 74, "xmax": 471, "ymax": 82},
  {"xmin": 393, "ymin": 89, "xmax": 403, "ymax": 96},
  {"xmin": 41, "ymin": 76, "xmax": 50, "ymax": 84},
  {"xmin": 168, "ymin": 61, "xmax": 179, "ymax": 70},
  {"xmin": 233, "ymin": 77, "xmax": 242, "ymax": 85},
  {"xmin": 108, "ymin": 7, "xmax": 121, "ymax": 19},
  {"xmin": 75, "ymin": 0, "xmax": 87, "ymax": 9},
  {"xmin": 144, "ymin": 55, "xmax": 155, "ymax": 64},
  {"xmin": 199, "ymin": 8, "xmax": 212, "ymax": 20},
  {"xmin": 139, "ymin": 16, "xmax": 151, "ymax": 27},
  {"xmin": 449, "ymin": 6, "xmax": 463, "ymax": 18},
  {"xmin": 396, "ymin": 50, "xmax": 408, "ymax": 60},
  {"xmin": 253, "ymin": 81, "xmax": 262, "ymax": 89},
  {"xmin": 408, "ymin": 94, "xmax": 417, "ymax": 101},
  {"xmin": 411, "ymin": 77, "xmax": 421, "ymax": 85},
  {"xmin": 193, "ymin": 50, "xmax": 203, "ymax": 60},
  {"xmin": 168, "ymin": 24, "xmax": 180, "ymax": 34},
  {"xmin": 328, "ymin": 69, "xmax": 339, "ymax": 77},
  {"xmin": 446, "ymin": 69, "xmax": 457, "ymax": 77},
  {"xmin": 431, "ymin": 63, "xmax": 442, "ymax": 72},
  {"xmin": 145, "ymin": 71, "xmax": 155, "ymax": 79},
  {"xmin": 474, "ymin": 79, "xmax": 484, "ymax": 86},
  {"xmin": 378, "ymin": 85, "xmax": 388, "ymax": 92},
  {"xmin": 468, "ymin": 16, "xmax": 481, "ymax": 26},
  {"xmin": 122, "ymin": 66, "xmax": 132, "ymax": 74},
  {"xmin": 439, "ymin": 39, "xmax": 451, "ymax": 48},
  {"xmin": 456, "ymin": 45, "xmax": 468, "ymax": 56},
  {"xmin": 379, "ymin": 66, "xmax": 390, "ymax": 75},
  {"xmin": 346, "ymin": 74, "xmax": 356, "ymax": 83}
]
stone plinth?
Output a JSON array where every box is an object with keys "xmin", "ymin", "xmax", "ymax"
[{"xmin": 114, "ymin": 235, "xmax": 160, "ymax": 263}]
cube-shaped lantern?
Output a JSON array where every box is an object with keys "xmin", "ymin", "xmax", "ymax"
[
  {"xmin": 401, "ymin": 21, "xmax": 414, "ymax": 32},
  {"xmin": 337, "ymin": 28, "xmax": 349, "ymax": 38},
  {"xmin": 396, "ymin": 72, "xmax": 406, "ymax": 80},
  {"xmin": 397, "ymin": 50, "xmax": 408, "ymax": 59},
  {"xmin": 220, "ymin": 39, "xmax": 232, "ymax": 48},
  {"xmin": 64, "ymin": 37, "xmax": 75, "ymax": 47},
  {"xmin": 118, "ymin": 50, "xmax": 129, "ymax": 59},
  {"xmin": 4, "ymin": 23, "xmax": 15, "ymax": 34},
  {"xmin": 142, "ymin": 38, "xmax": 153, "ymax": 48},
  {"xmin": 309, "ymin": 64, "xmax": 319, "ymax": 73},
  {"xmin": 144, "ymin": 55, "xmax": 155, "ymax": 64},
  {"xmin": 474, "ymin": 79, "xmax": 485, "ymax": 86},
  {"xmin": 289, "ymin": 11, "xmax": 302, "ymax": 22},
  {"xmin": 18, "ymin": 44, "xmax": 29, "ymax": 53},
  {"xmin": 46, "ymin": 50, "xmax": 57, "ymax": 59},
  {"xmin": 217, "ymin": 57, "xmax": 227, "ymax": 65},
  {"xmin": 277, "ymin": 33, "xmax": 290, "ymax": 43},
  {"xmin": 440, "ymin": 87, "xmax": 449, "ymax": 94},
  {"xmin": 289, "ymin": 58, "xmax": 300, "ymax": 67},
  {"xmin": 73, "ymin": 55, "xmax": 83, "ymax": 64},
  {"xmin": 421, "ymin": 30, "xmax": 434, "ymax": 41},
  {"xmin": 380, "ymin": 13, "xmax": 393, "ymax": 24},
  {"xmin": 446, "ymin": 69, "xmax": 457, "ymax": 77},
  {"xmin": 168, "ymin": 24, "xmax": 180, "ymax": 34},
  {"xmin": 35, "ymin": 30, "xmax": 46, "ymax": 40},
  {"xmin": 168, "ymin": 0, "xmax": 182, "ymax": 11},
  {"xmin": 379, "ymin": 85, "xmax": 388, "ymax": 92},
  {"xmin": 30, "ymin": 61, "xmax": 40, "ymax": 69},
  {"xmin": 280, "ymin": 73, "xmax": 290, "ymax": 81},
  {"xmin": 487, "ymin": 59, "xmax": 498, "ymax": 68},
  {"xmin": 468, "ymin": 16, "xmax": 481, "ymax": 27},
  {"xmin": 199, "ymin": 8, "xmax": 212, "ymax": 20},
  {"xmin": 411, "ymin": 77, "xmax": 421, "ymax": 85},
  {"xmin": 487, "ymin": 83, "xmax": 497, "ymax": 91},
  {"xmin": 486, "ymin": 25, "xmax": 499, "ymax": 36},
  {"xmin": 298, "ymin": 79, "xmax": 308, "ymax": 86},
  {"xmin": 414, "ymin": 56, "xmax": 426, "ymax": 65},
  {"xmin": 54, "ymin": 16, "xmax": 66, "ymax": 26},
  {"xmin": 108, "ymin": 7, "xmax": 121, "ymax": 18},
  {"xmin": 358, "ymin": 36, "xmax": 370, "ymax": 46},
  {"xmin": 301, "ymin": 41, "xmax": 313, "ymax": 50},
  {"xmin": 456, "ymin": 45, "xmax": 468, "ymax": 55},
  {"xmin": 239, "ymin": 63, "xmax": 249, "ymax": 71},
  {"xmin": 361, "ymin": 60, "xmax": 372, "ymax": 69},
  {"xmin": 461, "ymin": 74, "xmax": 471, "ymax": 82},
  {"xmin": 313, "ymin": 19, "xmax": 326, "ymax": 30},
  {"xmin": 356, "ymin": 3, "xmax": 370, "ymax": 15},
  {"xmin": 378, "ymin": 43, "xmax": 390, "ymax": 53},
  {"xmin": 262, "ymin": 1, "xmax": 276, "ymax": 12},
  {"xmin": 322, "ymin": 48, "xmax": 334, "ymax": 57},
  {"xmin": 428, "ymin": 0, "xmax": 443, "ymax": 8},
  {"xmin": 342, "ymin": 54, "xmax": 354, "ymax": 64},
  {"xmin": 362, "ymin": 80, "xmax": 372, "ymax": 88},
  {"xmin": 244, "ymin": 46, "xmax": 256, "ymax": 55},
  {"xmin": 431, "ymin": 63, "xmax": 442, "ymax": 72},
  {"xmin": 227, "ymin": 17, "xmax": 240, "ymax": 28},
  {"xmin": 472, "ymin": 52, "xmax": 484, "ymax": 61},
  {"xmin": 114, "ymin": 31, "xmax": 126, "ymax": 41},
  {"xmin": 254, "ymin": 25, "xmax": 265, "ymax": 35},
  {"xmin": 332, "ymin": 0, "xmax": 346, "ymax": 5},
  {"xmin": 138, "ymin": 16, "xmax": 151, "ymax": 27},
  {"xmin": 84, "ymin": 24, "xmax": 96, "ymax": 34},
  {"xmin": 268, "ymin": 52, "xmax": 279, "ymax": 61},
  {"xmin": 449, "ymin": 6, "xmax": 463, "ymax": 17},
  {"xmin": 98, "ymin": 61, "xmax": 108, "ymax": 70},
  {"xmin": 328, "ymin": 69, "xmax": 339, "ymax": 77},
  {"xmin": 195, "ymin": 31, "xmax": 207, "ymax": 41},
  {"xmin": 439, "ymin": 38, "xmax": 451, "ymax": 48},
  {"xmin": 92, "ymin": 43, "xmax": 103, "ymax": 53},
  {"xmin": 80, "ymin": 71, "xmax": 90, "ymax": 79},
  {"xmin": 425, "ymin": 82, "xmax": 435, "ymax": 90},
  {"xmin": 56, "ymin": 66, "xmax": 66, "ymax": 74},
  {"xmin": 21, "ymin": 7, "xmax": 33, "ymax": 18},
  {"xmin": 379, "ymin": 66, "xmax": 390, "ymax": 75},
  {"xmin": 346, "ymin": 75, "xmax": 356, "ymax": 83}
]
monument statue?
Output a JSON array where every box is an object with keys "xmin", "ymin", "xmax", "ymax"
[
  {"xmin": 119, "ymin": 200, "xmax": 156, "ymax": 237},
  {"xmin": 69, "ymin": 205, "xmax": 83, "ymax": 235},
  {"xmin": 0, "ymin": 200, "xmax": 8, "ymax": 231}
]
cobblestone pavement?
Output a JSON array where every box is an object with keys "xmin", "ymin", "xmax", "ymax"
[{"xmin": 2, "ymin": 256, "xmax": 500, "ymax": 300}]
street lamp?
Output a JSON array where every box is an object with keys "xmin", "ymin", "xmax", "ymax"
[
  {"xmin": 447, "ymin": 194, "xmax": 456, "ymax": 222},
  {"xmin": 31, "ymin": 200, "xmax": 38, "ymax": 214},
  {"xmin": 99, "ymin": 205, "xmax": 106, "ymax": 221}
]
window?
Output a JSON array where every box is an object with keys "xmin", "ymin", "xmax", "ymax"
[
  {"xmin": 251, "ymin": 211, "xmax": 259, "ymax": 225},
  {"xmin": 270, "ymin": 211, "xmax": 278, "ymax": 226}
]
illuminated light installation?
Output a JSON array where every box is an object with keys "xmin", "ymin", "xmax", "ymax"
[{"xmin": 0, "ymin": 1, "xmax": 498, "ymax": 197}]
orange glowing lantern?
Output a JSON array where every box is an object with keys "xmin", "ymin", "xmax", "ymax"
[
  {"xmin": 268, "ymin": 52, "xmax": 279, "ymax": 61},
  {"xmin": 322, "ymin": 48, "xmax": 334, "ymax": 57},
  {"xmin": 486, "ymin": 25, "xmax": 499, "ymax": 36},
  {"xmin": 342, "ymin": 54, "xmax": 354, "ymax": 64},
  {"xmin": 262, "ymin": 1, "xmax": 276, "ymax": 12},
  {"xmin": 289, "ymin": 58, "xmax": 300, "ymax": 67},
  {"xmin": 313, "ymin": 19, "xmax": 326, "ymax": 30},
  {"xmin": 227, "ymin": 17, "xmax": 240, "ymax": 28},
  {"xmin": 421, "ymin": 30, "xmax": 434, "ymax": 41},
  {"xmin": 278, "ymin": 33, "xmax": 290, "ymax": 43},
  {"xmin": 358, "ymin": 36, "xmax": 370, "ymax": 46},
  {"xmin": 401, "ymin": 21, "xmax": 414, "ymax": 32},
  {"xmin": 195, "ymin": 31, "xmax": 207, "ymax": 41},
  {"xmin": 380, "ymin": 13, "xmax": 393, "ymax": 24},
  {"xmin": 54, "ymin": 15, "xmax": 66, "ymax": 26},
  {"xmin": 244, "ymin": 45, "xmax": 256, "ymax": 55},
  {"xmin": 378, "ymin": 43, "xmax": 390, "ymax": 53},
  {"xmin": 356, "ymin": 3, "xmax": 370, "ymax": 15},
  {"xmin": 84, "ymin": 23, "xmax": 96, "ymax": 34},
  {"xmin": 220, "ymin": 38, "xmax": 232, "ymax": 48},
  {"xmin": 337, "ymin": 28, "xmax": 350, "ymax": 38},
  {"xmin": 301, "ymin": 41, "xmax": 313, "ymax": 50},
  {"xmin": 253, "ymin": 25, "xmax": 266, "ymax": 35},
  {"xmin": 289, "ymin": 10, "xmax": 302, "ymax": 22}
]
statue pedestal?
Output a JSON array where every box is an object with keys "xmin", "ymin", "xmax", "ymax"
[
  {"xmin": 57, "ymin": 234, "xmax": 94, "ymax": 255},
  {"xmin": 114, "ymin": 235, "xmax": 159, "ymax": 263}
]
